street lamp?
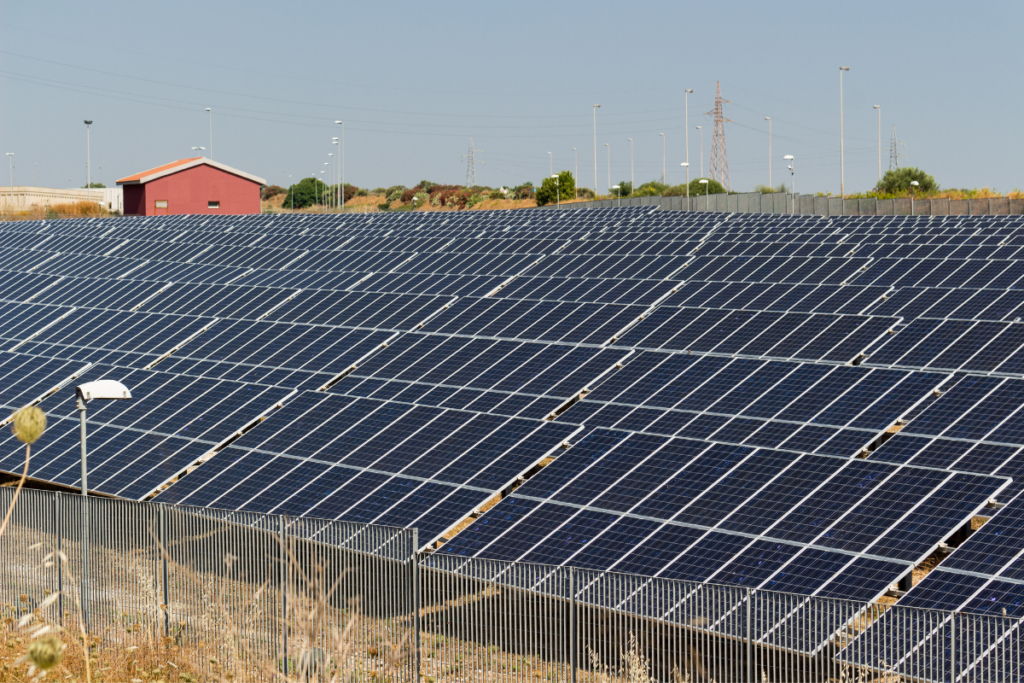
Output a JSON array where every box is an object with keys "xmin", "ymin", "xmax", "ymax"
[
  {"xmin": 699, "ymin": 178, "xmax": 709, "ymax": 212},
  {"xmin": 839, "ymin": 66, "xmax": 850, "ymax": 197},
  {"xmin": 335, "ymin": 121, "xmax": 345, "ymax": 211},
  {"xmin": 76, "ymin": 379, "xmax": 132, "ymax": 627},
  {"xmin": 205, "ymin": 108, "xmax": 213, "ymax": 159},
  {"xmin": 696, "ymin": 125, "xmax": 703, "ymax": 178},
  {"xmin": 680, "ymin": 162, "xmax": 690, "ymax": 210},
  {"xmin": 873, "ymin": 105, "xmax": 882, "ymax": 181},
  {"xmin": 84, "ymin": 120, "xmax": 92, "ymax": 204},
  {"xmin": 604, "ymin": 143, "xmax": 610, "ymax": 195},
  {"xmin": 910, "ymin": 180, "xmax": 919, "ymax": 215},
  {"xmin": 552, "ymin": 175, "xmax": 560, "ymax": 208},
  {"xmin": 764, "ymin": 117, "xmax": 772, "ymax": 188},
  {"xmin": 5, "ymin": 153, "xmax": 12, "ymax": 211},
  {"xmin": 328, "ymin": 154, "xmax": 335, "ymax": 210},
  {"xmin": 332, "ymin": 138, "xmax": 341, "ymax": 210},
  {"xmin": 684, "ymin": 89, "xmax": 693, "ymax": 190},
  {"xmin": 548, "ymin": 151, "xmax": 552, "ymax": 176},
  {"xmin": 191, "ymin": 146, "xmax": 205, "ymax": 156},
  {"xmin": 593, "ymin": 105, "xmax": 601, "ymax": 197},
  {"xmin": 572, "ymin": 147, "xmax": 577, "ymax": 199},
  {"xmin": 612, "ymin": 184, "xmax": 620, "ymax": 208},
  {"xmin": 784, "ymin": 155, "xmax": 795, "ymax": 214},
  {"xmin": 659, "ymin": 133, "xmax": 665, "ymax": 185},
  {"xmin": 627, "ymin": 138, "xmax": 634, "ymax": 191}
]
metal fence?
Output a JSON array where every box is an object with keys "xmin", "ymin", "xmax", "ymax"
[
  {"xmin": 542, "ymin": 193, "xmax": 1024, "ymax": 217},
  {"xmin": 0, "ymin": 487, "xmax": 1019, "ymax": 681}
]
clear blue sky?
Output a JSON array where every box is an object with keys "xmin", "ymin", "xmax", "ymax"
[{"xmin": 2, "ymin": 0, "xmax": 1020, "ymax": 196}]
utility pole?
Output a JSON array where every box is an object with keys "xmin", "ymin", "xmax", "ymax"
[
  {"xmin": 765, "ymin": 117, "xmax": 772, "ymax": 188},
  {"xmin": 593, "ymin": 104, "xmax": 601, "ymax": 195},
  {"xmin": 706, "ymin": 82, "xmax": 731, "ymax": 191},
  {"xmin": 839, "ymin": 66, "xmax": 850, "ymax": 196},
  {"xmin": 462, "ymin": 138, "xmax": 480, "ymax": 186}
]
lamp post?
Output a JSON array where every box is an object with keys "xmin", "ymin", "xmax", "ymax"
[
  {"xmin": 572, "ymin": 148, "xmax": 577, "ymax": 199},
  {"xmin": 699, "ymin": 178, "xmax": 709, "ymax": 212},
  {"xmin": 696, "ymin": 126, "xmax": 703, "ymax": 178},
  {"xmin": 5, "ymin": 153, "xmax": 12, "ymax": 212},
  {"xmin": 873, "ymin": 105, "xmax": 882, "ymax": 182},
  {"xmin": 328, "ymin": 154, "xmax": 335, "ymax": 210},
  {"xmin": 684, "ymin": 89, "xmax": 693, "ymax": 189},
  {"xmin": 84, "ymin": 120, "xmax": 92, "ymax": 204},
  {"xmin": 593, "ymin": 104, "xmax": 600, "ymax": 197},
  {"xmin": 680, "ymin": 162, "xmax": 689, "ymax": 210},
  {"xmin": 784, "ymin": 155, "xmax": 795, "ymax": 214},
  {"xmin": 289, "ymin": 175, "xmax": 293, "ymax": 213},
  {"xmin": 604, "ymin": 143, "xmax": 610, "ymax": 195},
  {"xmin": 205, "ymin": 108, "xmax": 213, "ymax": 159},
  {"xmin": 659, "ymin": 132, "xmax": 665, "ymax": 185},
  {"xmin": 839, "ymin": 66, "xmax": 850, "ymax": 197},
  {"xmin": 627, "ymin": 138, "xmax": 633, "ymax": 191},
  {"xmin": 548, "ymin": 151, "xmax": 552, "ymax": 176},
  {"xmin": 335, "ymin": 121, "xmax": 345, "ymax": 211},
  {"xmin": 76, "ymin": 379, "xmax": 132, "ymax": 628},
  {"xmin": 764, "ymin": 117, "xmax": 772, "ymax": 188},
  {"xmin": 552, "ymin": 174, "xmax": 560, "ymax": 208},
  {"xmin": 333, "ymin": 138, "xmax": 341, "ymax": 210},
  {"xmin": 910, "ymin": 180, "xmax": 919, "ymax": 215},
  {"xmin": 612, "ymin": 184, "xmax": 620, "ymax": 208}
]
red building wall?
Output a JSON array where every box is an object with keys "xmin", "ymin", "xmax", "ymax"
[{"xmin": 123, "ymin": 164, "xmax": 261, "ymax": 216}]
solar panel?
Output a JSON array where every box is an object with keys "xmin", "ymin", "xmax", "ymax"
[{"xmin": 155, "ymin": 392, "xmax": 581, "ymax": 547}]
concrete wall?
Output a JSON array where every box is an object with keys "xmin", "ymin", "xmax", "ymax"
[
  {"xmin": 0, "ymin": 186, "xmax": 123, "ymax": 213},
  {"xmin": 538, "ymin": 193, "xmax": 1024, "ymax": 216},
  {"xmin": 122, "ymin": 165, "xmax": 261, "ymax": 216}
]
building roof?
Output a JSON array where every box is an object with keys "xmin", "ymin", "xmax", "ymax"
[{"xmin": 116, "ymin": 157, "xmax": 266, "ymax": 186}]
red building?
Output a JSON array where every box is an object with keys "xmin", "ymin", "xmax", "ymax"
[{"xmin": 117, "ymin": 157, "xmax": 265, "ymax": 216}]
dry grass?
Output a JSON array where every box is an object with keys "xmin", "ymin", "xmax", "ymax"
[{"xmin": 2, "ymin": 202, "xmax": 114, "ymax": 222}]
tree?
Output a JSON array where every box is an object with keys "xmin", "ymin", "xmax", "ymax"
[
  {"xmin": 615, "ymin": 181, "xmax": 633, "ymax": 197},
  {"xmin": 633, "ymin": 180, "xmax": 667, "ymax": 197},
  {"xmin": 283, "ymin": 177, "xmax": 329, "ymax": 209},
  {"xmin": 876, "ymin": 167, "xmax": 938, "ymax": 195},
  {"xmin": 536, "ymin": 171, "xmax": 575, "ymax": 206},
  {"xmin": 82, "ymin": 182, "xmax": 106, "ymax": 189},
  {"xmin": 687, "ymin": 178, "xmax": 726, "ymax": 197}
]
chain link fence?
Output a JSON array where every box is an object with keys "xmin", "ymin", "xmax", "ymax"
[
  {"xmin": 1, "ymin": 487, "xmax": 1019, "ymax": 681},
  {"xmin": 542, "ymin": 193, "xmax": 1024, "ymax": 217}
]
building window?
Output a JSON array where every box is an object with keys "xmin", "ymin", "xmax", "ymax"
[
  {"xmin": 208, "ymin": 201, "xmax": 220, "ymax": 209},
  {"xmin": 154, "ymin": 199, "xmax": 168, "ymax": 211}
]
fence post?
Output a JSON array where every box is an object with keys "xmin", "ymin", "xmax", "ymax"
[
  {"xmin": 54, "ymin": 492, "xmax": 63, "ymax": 627},
  {"xmin": 949, "ymin": 611, "xmax": 956, "ymax": 683},
  {"xmin": 746, "ymin": 588, "xmax": 753, "ymax": 683},
  {"xmin": 411, "ymin": 528, "xmax": 421, "ymax": 682},
  {"xmin": 279, "ymin": 515, "xmax": 288, "ymax": 677},
  {"xmin": 569, "ymin": 566, "xmax": 577, "ymax": 683},
  {"xmin": 160, "ymin": 505, "xmax": 169, "ymax": 637}
]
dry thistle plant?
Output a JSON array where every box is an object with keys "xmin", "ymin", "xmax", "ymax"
[{"xmin": 0, "ymin": 407, "xmax": 45, "ymax": 540}]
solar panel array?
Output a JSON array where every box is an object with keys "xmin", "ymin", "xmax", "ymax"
[{"xmin": 4, "ymin": 208, "xmax": 1024, "ymax": 635}]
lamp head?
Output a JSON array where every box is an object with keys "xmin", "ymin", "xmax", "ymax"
[
  {"xmin": 594, "ymin": 104, "xmax": 601, "ymax": 108},
  {"xmin": 873, "ymin": 105, "xmax": 881, "ymax": 109},
  {"xmin": 612, "ymin": 185, "xmax": 620, "ymax": 189},
  {"xmin": 911, "ymin": 181, "xmax": 920, "ymax": 186},
  {"xmin": 840, "ymin": 66, "xmax": 850, "ymax": 71},
  {"xmin": 205, "ymin": 107, "xmax": 211, "ymax": 112},
  {"xmin": 783, "ymin": 155, "xmax": 794, "ymax": 160},
  {"xmin": 765, "ymin": 116, "xmax": 771, "ymax": 121},
  {"xmin": 699, "ymin": 179, "xmax": 708, "ymax": 184},
  {"xmin": 685, "ymin": 88, "xmax": 693, "ymax": 93},
  {"xmin": 84, "ymin": 120, "xmax": 92, "ymax": 125},
  {"xmin": 681, "ymin": 162, "xmax": 689, "ymax": 167},
  {"xmin": 76, "ymin": 380, "xmax": 131, "ymax": 401},
  {"xmin": 335, "ymin": 120, "xmax": 343, "ymax": 124}
]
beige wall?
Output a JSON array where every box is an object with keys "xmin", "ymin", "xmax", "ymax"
[{"xmin": 0, "ymin": 186, "xmax": 123, "ymax": 212}]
